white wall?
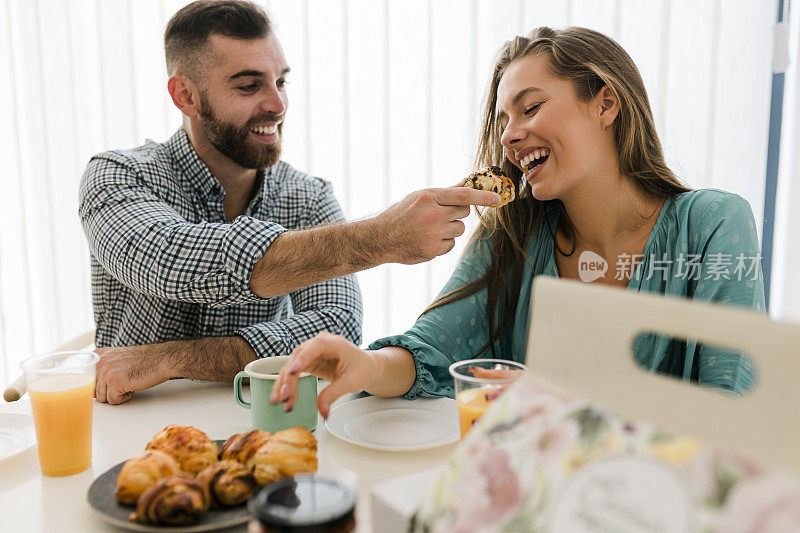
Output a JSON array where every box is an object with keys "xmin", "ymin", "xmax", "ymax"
[{"xmin": 0, "ymin": 0, "xmax": 778, "ymax": 385}]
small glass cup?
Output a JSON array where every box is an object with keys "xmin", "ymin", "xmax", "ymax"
[
  {"xmin": 449, "ymin": 359, "xmax": 527, "ymax": 438},
  {"xmin": 21, "ymin": 351, "xmax": 99, "ymax": 476}
]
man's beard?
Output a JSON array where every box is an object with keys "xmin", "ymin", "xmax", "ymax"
[{"xmin": 198, "ymin": 92, "xmax": 282, "ymax": 170}]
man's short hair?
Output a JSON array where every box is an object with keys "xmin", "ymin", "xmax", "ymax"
[{"xmin": 164, "ymin": 0, "xmax": 272, "ymax": 79}]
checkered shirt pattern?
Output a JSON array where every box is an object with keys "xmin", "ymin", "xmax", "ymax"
[{"xmin": 79, "ymin": 128, "xmax": 363, "ymax": 357}]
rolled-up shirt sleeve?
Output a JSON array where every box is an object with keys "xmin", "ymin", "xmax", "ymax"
[
  {"xmin": 79, "ymin": 154, "xmax": 285, "ymax": 307},
  {"xmin": 368, "ymin": 236, "xmax": 494, "ymax": 399},
  {"xmin": 235, "ymin": 180, "xmax": 363, "ymax": 357}
]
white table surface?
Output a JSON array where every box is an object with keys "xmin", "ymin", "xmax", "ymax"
[{"xmin": 0, "ymin": 379, "xmax": 456, "ymax": 532}]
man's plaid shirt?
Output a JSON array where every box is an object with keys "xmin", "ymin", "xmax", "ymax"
[{"xmin": 79, "ymin": 129, "xmax": 362, "ymax": 357}]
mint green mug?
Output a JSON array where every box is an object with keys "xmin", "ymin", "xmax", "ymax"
[{"xmin": 234, "ymin": 356, "xmax": 317, "ymax": 432}]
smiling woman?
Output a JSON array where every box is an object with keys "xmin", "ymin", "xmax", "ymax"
[
  {"xmin": 410, "ymin": 27, "xmax": 764, "ymax": 393},
  {"xmin": 271, "ymin": 26, "xmax": 767, "ymax": 418}
]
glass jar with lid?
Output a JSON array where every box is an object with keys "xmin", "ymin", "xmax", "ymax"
[{"xmin": 247, "ymin": 474, "xmax": 356, "ymax": 533}]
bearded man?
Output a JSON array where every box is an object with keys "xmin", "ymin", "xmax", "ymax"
[{"xmin": 78, "ymin": 0, "xmax": 499, "ymax": 404}]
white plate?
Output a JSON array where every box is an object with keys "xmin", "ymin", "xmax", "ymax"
[
  {"xmin": 325, "ymin": 397, "xmax": 460, "ymax": 452},
  {"xmin": 0, "ymin": 413, "xmax": 36, "ymax": 462}
]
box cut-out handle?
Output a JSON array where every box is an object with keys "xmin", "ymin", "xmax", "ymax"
[{"xmin": 526, "ymin": 277, "xmax": 800, "ymax": 476}]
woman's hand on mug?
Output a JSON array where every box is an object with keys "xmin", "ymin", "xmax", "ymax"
[{"xmin": 270, "ymin": 333, "xmax": 380, "ymax": 418}]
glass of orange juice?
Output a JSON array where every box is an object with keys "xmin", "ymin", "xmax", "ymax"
[
  {"xmin": 449, "ymin": 359, "xmax": 526, "ymax": 438},
  {"xmin": 21, "ymin": 351, "xmax": 99, "ymax": 477}
]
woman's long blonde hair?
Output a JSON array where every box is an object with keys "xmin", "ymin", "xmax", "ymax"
[{"xmin": 425, "ymin": 26, "xmax": 690, "ymax": 357}]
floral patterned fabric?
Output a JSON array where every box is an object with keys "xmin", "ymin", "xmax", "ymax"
[{"xmin": 410, "ymin": 380, "xmax": 800, "ymax": 533}]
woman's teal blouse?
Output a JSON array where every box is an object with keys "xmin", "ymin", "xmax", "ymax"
[{"xmin": 368, "ymin": 189, "xmax": 766, "ymax": 397}]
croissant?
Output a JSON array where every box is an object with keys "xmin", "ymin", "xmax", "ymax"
[
  {"xmin": 246, "ymin": 427, "xmax": 317, "ymax": 486},
  {"xmin": 115, "ymin": 450, "xmax": 182, "ymax": 505},
  {"xmin": 129, "ymin": 476, "xmax": 209, "ymax": 525},
  {"xmin": 146, "ymin": 425, "xmax": 219, "ymax": 476},
  {"xmin": 273, "ymin": 426, "xmax": 318, "ymax": 452},
  {"xmin": 197, "ymin": 460, "xmax": 258, "ymax": 508},
  {"xmin": 219, "ymin": 430, "xmax": 272, "ymax": 465}
]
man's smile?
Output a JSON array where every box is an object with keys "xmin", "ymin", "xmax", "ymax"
[{"xmin": 249, "ymin": 121, "xmax": 281, "ymax": 142}]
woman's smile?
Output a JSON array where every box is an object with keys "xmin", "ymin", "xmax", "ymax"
[{"xmin": 524, "ymin": 150, "xmax": 550, "ymax": 181}]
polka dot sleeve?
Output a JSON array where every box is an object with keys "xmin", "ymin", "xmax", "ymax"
[{"xmin": 690, "ymin": 192, "xmax": 766, "ymax": 393}]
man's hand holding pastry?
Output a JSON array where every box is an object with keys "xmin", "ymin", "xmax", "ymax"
[{"xmin": 374, "ymin": 185, "xmax": 501, "ymax": 265}]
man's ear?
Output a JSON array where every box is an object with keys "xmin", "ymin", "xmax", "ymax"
[
  {"xmin": 167, "ymin": 74, "xmax": 201, "ymax": 119},
  {"xmin": 596, "ymin": 84, "xmax": 619, "ymax": 129}
]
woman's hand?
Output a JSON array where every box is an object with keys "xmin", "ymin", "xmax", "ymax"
[
  {"xmin": 467, "ymin": 367, "xmax": 524, "ymax": 380},
  {"xmin": 467, "ymin": 367, "xmax": 525, "ymax": 401},
  {"xmin": 270, "ymin": 332, "xmax": 381, "ymax": 418}
]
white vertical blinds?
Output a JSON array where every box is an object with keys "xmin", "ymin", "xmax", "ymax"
[{"xmin": 0, "ymin": 0, "xmax": 779, "ymax": 387}]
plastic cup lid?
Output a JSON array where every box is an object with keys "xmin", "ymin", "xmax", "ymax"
[{"xmin": 248, "ymin": 474, "xmax": 355, "ymax": 528}]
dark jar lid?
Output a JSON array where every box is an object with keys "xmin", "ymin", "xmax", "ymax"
[{"xmin": 248, "ymin": 474, "xmax": 356, "ymax": 532}]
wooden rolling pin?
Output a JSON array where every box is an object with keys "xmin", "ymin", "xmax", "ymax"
[{"xmin": 3, "ymin": 374, "xmax": 26, "ymax": 402}]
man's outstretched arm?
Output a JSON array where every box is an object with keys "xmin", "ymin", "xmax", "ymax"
[
  {"xmin": 82, "ymin": 156, "xmax": 500, "ymax": 305},
  {"xmin": 94, "ymin": 336, "xmax": 256, "ymax": 405},
  {"xmin": 249, "ymin": 186, "xmax": 502, "ymax": 298}
]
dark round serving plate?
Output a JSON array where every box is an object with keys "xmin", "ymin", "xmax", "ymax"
[{"xmin": 87, "ymin": 440, "xmax": 251, "ymax": 532}]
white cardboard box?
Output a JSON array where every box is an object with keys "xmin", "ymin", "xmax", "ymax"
[
  {"xmin": 370, "ymin": 468, "xmax": 443, "ymax": 533},
  {"xmin": 402, "ymin": 278, "xmax": 800, "ymax": 532}
]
